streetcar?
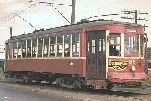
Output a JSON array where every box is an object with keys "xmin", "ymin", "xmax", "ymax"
[{"xmin": 4, "ymin": 20, "xmax": 148, "ymax": 89}]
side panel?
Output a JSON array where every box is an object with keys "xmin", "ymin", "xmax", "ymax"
[
  {"xmin": 108, "ymin": 58, "xmax": 147, "ymax": 83},
  {"xmin": 5, "ymin": 59, "xmax": 85, "ymax": 76}
]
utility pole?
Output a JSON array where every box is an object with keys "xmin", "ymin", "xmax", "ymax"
[
  {"xmin": 71, "ymin": 0, "xmax": 76, "ymax": 24},
  {"xmin": 10, "ymin": 27, "xmax": 12, "ymax": 38},
  {"xmin": 134, "ymin": 10, "xmax": 137, "ymax": 24},
  {"xmin": 121, "ymin": 10, "xmax": 148, "ymax": 30}
]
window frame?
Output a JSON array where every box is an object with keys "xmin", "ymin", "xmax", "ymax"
[
  {"xmin": 7, "ymin": 32, "xmax": 81, "ymax": 59},
  {"xmin": 109, "ymin": 33, "xmax": 121, "ymax": 56},
  {"xmin": 64, "ymin": 34, "xmax": 71, "ymax": 57},
  {"xmin": 124, "ymin": 34, "xmax": 139, "ymax": 57},
  {"xmin": 72, "ymin": 33, "xmax": 80, "ymax": 57}
]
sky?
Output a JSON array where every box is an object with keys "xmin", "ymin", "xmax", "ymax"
[{"xmin": 0, "ymin": 0, "xmax": 151, "ymax": 48}]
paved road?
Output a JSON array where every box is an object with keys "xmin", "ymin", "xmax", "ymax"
[
  {"xmin": 0, "ymin": 82, "xmax": 78, "ymax": 101},
  {"xmin": 1, "ymin": 80, "xmax": 151, "ymax": 101}
]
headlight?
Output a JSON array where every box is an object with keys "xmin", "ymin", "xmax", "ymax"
[{"xmin": 131, "ymin": 66, "xmax": 136, "ymax": 72}]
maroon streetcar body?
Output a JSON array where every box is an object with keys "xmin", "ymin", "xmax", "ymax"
[
  {"xmin": 4, "ymin": 20, "xmax": 148, "ymax": 89},
  {"xmin": 6, "ymin": 59, "xmax": 86, "ymax": 76}
]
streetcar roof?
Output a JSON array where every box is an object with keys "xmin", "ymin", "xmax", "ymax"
[{"xmin": 7, "ymin": 20, "xmax": 141, "ymax": 42}]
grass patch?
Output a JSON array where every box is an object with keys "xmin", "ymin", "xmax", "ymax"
[
  {"xmin": 0, "ymin": 68, "xmax": 4, "ymax": 79},
  {"xmin": 144, "ymin": 71, "xmax": 151, "ymax": 86}
]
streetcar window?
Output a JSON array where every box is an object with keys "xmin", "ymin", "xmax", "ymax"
[
  {"xmin": 8, "ymin": 43, "xmax": 13, "ymax": 59},
  {"xmin": 57, "ymin": 44, "xmax": 63, "ymax": 57},
  {"xmin": 92, "ymin": 39, "xmax": 95, "ymax": 53},
  {"xmin": 110, "ymin": 34, "xmax": 120, "ymax": 45},
  {"xmin": 17, "ymin": 41, "xmax": 22, "ymax": 58},
  {"xmin": 64, "ymin": 34, "xmax": 70, "ymax": 43},
  {"xmin": 87, "ymin": 35, "xmax": 90, "ymax": 53},
  {"xmin": 124, "ymin": 35, "xmax": 139, "ymax": 56},
  {"xmin": 109, "ymin": 33, "xmax": 121, "ymax": 56},
  {"xmin": 38, "ymin": 38, "xmax": 43, "ymax": 57},
  {"xmin": 13, "ymin": 42, "xmax": 17, "ymax": 58},
  {"xmin": 72, "ymin": 34, "xmax": 80, "ymax": 57},
  {"xmin": 50, "ymin": 37, "xmax": 56, "ymax": 44},
  {"xmin": 140, "ymin": 34, "xmax": 144, "ymax": 56},
  {"xmin": 50, "ymin": 37, "xmax": 56, "ymax": 57},
  {"xmin": 57, "ymin": 35, "xmax": 63, "ymax": 43},
  {"xmin": 57, "ymin": 35, "xmax": 63, "ymax": 57},
  {"xmin": 22, "ymin": 40, "xmax": 26, "ymax": 58},
  {"xmin": 27, "ymin": 40, "xmax": 31, "ymax": 57},
  {"xmin": 50, "ymin": 45, "xmax": 56, "ymax": 56},
  {"xmin": 64, "ymin": 34, "xmax": 71, "ymax": 57},
  {"xmin": 98, "ymin": 33, "xmax": 106, "ymax": 55},
  {"xmin": 43, "ymin": 37, "xmax": 49, "ymax": 57},
  {"xmin": 98, "ymin": 39, "xmax": 101, "ymax": 53},
  {"xmin": 32, "ymin": 39, "xmax": 37, "ymax": 57}
]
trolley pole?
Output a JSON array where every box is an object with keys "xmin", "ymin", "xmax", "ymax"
[
  {"xmin": 10, "ymin": 27, "xmax": 12, "ymax": 38},
  {"xmin": 71, "ymin": 0, "xmax": 76, "ymax": 24}
]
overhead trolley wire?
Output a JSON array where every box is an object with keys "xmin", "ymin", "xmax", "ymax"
[
  {"xmin": 0, "ymin": 1, "xmax": 30, "ymax": 21},
  {"xmin": 76, "ymin": 0, "xmax": 128, "ymax": 16},
  {"xmin": 38, "ymin": 1, "xmax": 71, "ymax": 24},
  {"xmin": 15, "ymin": 14, "xmax": 35, "ymax": 29},
  {"xmin": 0, "ymin": 1, "xmax": 37, "ymax": 24}
]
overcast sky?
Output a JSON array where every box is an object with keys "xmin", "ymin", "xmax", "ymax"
[{"xmin": 0, "ymin": 0, "xmax": 151, "ymax": 47}]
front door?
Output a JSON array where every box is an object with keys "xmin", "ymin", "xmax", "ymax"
[{"xmin": 86, "ymin": 30, "xmax": 106, "ymax": 80}]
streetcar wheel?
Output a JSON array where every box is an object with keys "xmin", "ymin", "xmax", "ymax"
[{"xmin": 107, "ymin": 83, "xmax": 114, "ymax": 90}]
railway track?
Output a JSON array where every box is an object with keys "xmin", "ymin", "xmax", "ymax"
[
  {"xmin": 1, "ymin": 77, "xmax": 151, "ymax": 95},
  {"xmin": 1, "ymin": 77, "xmax": 151, "ymax": 101}
]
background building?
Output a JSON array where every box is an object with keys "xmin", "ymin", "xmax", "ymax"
[
  {"xmin": 147, "ymin": 47, "xmax": 151, "ymax": 69},
  {"xmin": 0, "ymin": 44, "xmax": 5, "ymax": 69}
]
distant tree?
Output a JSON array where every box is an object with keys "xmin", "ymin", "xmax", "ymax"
[{"xmin": 147, "ymin": 47, "xmax": 151, "ymax": 60}]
